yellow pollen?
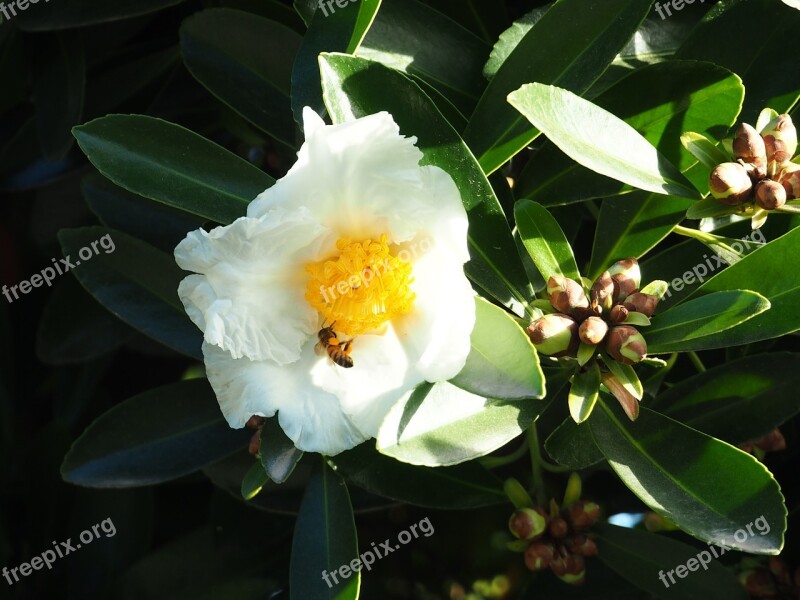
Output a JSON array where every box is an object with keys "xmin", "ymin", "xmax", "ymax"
[{"xmin": 305, "ymin": 234, "xmax": 415, "ymax": 337}]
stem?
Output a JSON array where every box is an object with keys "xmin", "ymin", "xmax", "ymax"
[
  {"xmin": 673, "ymin": 224, "xmax": 718, "ymax": 244},
  {"xmin": 585, "ymin": 200, "xmax": 600, "ymax": 219},
  {"xmin": 539, "ymin": 460, "xmax": 572, "ymax": 474},
  {"xmin": 479, "ymin": 440, "xmax": 529, "ymax": 469},
  {"xmin": 687, "ymin": 351, "xmax": 707, "ymax": 373},
  {"xmin": 527, "ymin": 423, "xmax": 547, "ymax": 505}
]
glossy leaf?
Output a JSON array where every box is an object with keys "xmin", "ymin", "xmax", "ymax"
[
  {"xmin": 377, "ymin": 382, "xmax": 548, "ymax": 467},
  {"xmin": 241, "ymin": 462, "xmax": 269, "ymax": 500},
  {"xmin": 686, "ymin": 197, "xmax": 738, "ymax": 220},
  {"xmin": 290, "ymin": 460, "xmax": 359, "ymax": 600},
  {"xmin": 329, "ymin": 444, "xmax": 505, "ymax": 509},
  {"xmin": 73, "ymin": 115, "xmax": 274, "ymax": 225},
  {"xmin": 590, "ymin": 397, "xmax": 786, "ymax": 553},
  {"xmin": 681, "ymin": 132, "xmax": 730, "ymax": 170},
  {"xmin": 603, "ymin": 359, "xmax": 643, "ymax": 400},
  {"xmin": 58, "ymin": 226, "xmax": 203, "ymax": 359},
  {"xmin": 594, "ymin": 523, "xmax": 748, "ymax": 600},
  {"xmin": 483, "ymin": 7, "xmax": 548, "ymax": 79},
  {"xmin": 514, "ymin": 200, "xmax": 580, "ymax": 282},
  {"xmin": 464, "ymin": 0, "xmax": 649, "ymax": 174},
  {"xmin": 181, "ymin": 9, "xmax": 302, "ymax": 148},
  {"xmin": 646, "ymin": 290, "xmax": 770, "ymax": 353},
  {"xmin": 568, "ymin": 362, "xmax": 600, "ymax": 424},
  {"xmin": 260, "ymin": 417, "xmax": 304, "ymax": 484},
  {"xmin": 319, "ymin": 53, "xmax": 531, "ymax": 314},
  {"xmin": 650, "ymin": 353, "xmax": 800, "ymax": 446},
  {"xmin": 14, "ymin": 0, "xmax": 185, "ymax": 31},
  {"xmin": 544, "ymin": 417, "xmax": 604, "ymax": 470},
  {"xmin": 509, "ymin": 84, "xmax": 700, "ymax": 200},
  {"xmin": 291, "ymin": 0, "xmax": 381, "ymax": 123},
  {"xmin": 451, "ymin": 298, "xmax": 544, "ymax": 400},
  {"xmin": 61, "ymin": 379, "xmax": 250, "ymax": 487}
]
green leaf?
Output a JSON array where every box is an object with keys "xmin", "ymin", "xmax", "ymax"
[
  {"xmin": 33, "ymin": 32, "xmax": 85, "ymax": 161},
  {"xmin": 602, "ymin": 359, "xmax": 643, "ymax": 400},
  {"xmin": 684, "ymin": 226, "xmax": 800, "ymax": 343},
  {"xmin": 464, "ymin": 0, "xmax": 650, "ymax": 175},
  {"xmin": 241, "ymin": 462, "xmax": 269, "ymax": 500},
  {"xmin": 58, "ymin": 226, "xmax": 203, "ymax": 360},
  {"xmin": 61, "ymin": 379, "xmax": 250, "ymax": 487},
  {"xmin": 424, "ymin": 0, "xmax": 508, "ymax": 44},
  {"xmin": 206, "ymin": 0, "xmax": 305, "ymax": 31},
  {"xmin": 290, "ymin": 459, "xmax": 359, "ymax": 600},
  {"xmin": 483, "ymin": 7, "xmax": 548, "ymax": 79},
  {"xmin": 514, "ymin": 200, "xmax": 580, "ymax": 282},
  {"xmin": 594, "ymin": 523, "xmax": 748, "ymax": 600},
  {"xmin": 590, "ymin": 398, "xmax": 786, "ymax": 553},
  {"xmin": 451, "ymin": 298, "xmax": 544, "ymax": 400},
  {"xmin": 259, "ymin": 418, "xmax": 303, "ymax": 484},
  {"xmin": 357, "ymin": 0, "xmax": 490, "ymax": 116},
  {"xmin": 73, "ymin": 115, "xmax": 274, "ymax": 225},
  {"xmin": 544, "ymin": 417, "xmax": 604, "ymax": 470},
  {"xmin": 681, "ymin": 132, "xmax": 730, "ymax": 170},
  {"xmin": 568, "ymin": 362, "xmax": 600, "ymax": 424},
  {"xmin": 677, "ymin": 0, "xmax": 800, "ymax": 118},
  {"xmin": 181, "ymin": 9, "xmax": 302, "ymax": 148},
  {"xmin": 291, "ymin": 0, "xmax": 381, "ymax": 123},
  {"xmin": 650, "ymin": 353, "xmax": 800, "ymax": 446},
  {"xmin": 646, "ymin": 290, "xmax": 770, "ymax": 353},
  {"xmin": 329, "ymin": 444, "xmax": 505, "ymax": 509},
  {"xmin": 509, "ymin": 84, "xmax": 700, "ymax": 200},
  {"xmin": 377, "ymin": 382, "xmax": 549, "ymax": 467},
  {"xmin": 685, "ymin": 197, "xmax": 738, "ymax": 220},
  {"xmin": 319, "ymin": 53, "xmax": 531, "ymax": 315},
  {"xmin": 14, "ymin": 0, "xmax": 185, "ymax": 31}
]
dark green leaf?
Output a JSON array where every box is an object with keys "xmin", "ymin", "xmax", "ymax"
[
  {"xmin": 590, "ymin": 397, "xmax": 786, "ymax": 553},
  {"xmin": 241, "ymin": 461, "xmax": 269, "ymax": 500},
  {"xmin": 463, "ymin": 0, "xmax": 650, "ymax": 174},
  {"xmin": 515, "ymin": 199, "xmax": 580, "ymax": 282},
  {"xmin": 450, "ymin": 297, "xmax": 544, "ymax": 401},
  {"xmin": 207, "ymin": 0, "xmax": 305, "ymax": 31},
  {"xmin": 73, "ymin": 115, "xmax": 274, "ymax": 225},
  {"xmin": 483, "ymin": 7, "xmax": 548, "ymax": 79},
  {"xmin": 260, "ymin": 417, "xmax": 304, "ymax": 484},
  {"xmin": 15, "ymin": 0, "xmax": 186, "ymax": 31},
  {"xmin": 424, "ymin": 0, "xmax": 508, "ymax": 44},
  {"xmin": 329, "ymin": 444, "xmax": 505, "ymax": 508},
  {"xmin": 319, "ymin": 53, "xmax": 531, "ymax": 314},
  {"xmin": 544, "ymin": 417, "xmax": 603, "ymax": 470},
  {"xmin": 290, "ymin": 459, "xmax": 359, "ymax": 600},
  {"xmin": 61, "ymin": 379, "xmax": 249, "ymax": 487}
]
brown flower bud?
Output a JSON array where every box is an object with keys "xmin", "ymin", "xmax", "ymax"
[
  {"xmin": 548, "ymin": 517, "xmax": 569, "ymax": 539},
  {"xmin": 762, "ymin": 114, "xmax": 797, "ymax": 163},
  {"xmin": 606, "ymin": 326, "xmax": 647, "ymax": 365},
  {"xmin": 590, "ymin": 271, "xmax": 615, "ymax": 313},
  {"xmin": 738, "ymin": 569, "xmax": 776, "ymax": 598},
  {"xmin": 547, "ymin": 275, "xmax": 589, "ymax": 315},
  {"xmin": 754, "ymin": 179, "xmax": 787, "ymax": 210},
  {"xmin": 768, "ymin": 557, "xmax": 790, "ymax": 585},
  {"xmin": 623, "ymin": 292, "xmax": 659, "ymax": 317},
  {"xmin": 527, "ymin": 314, "xmax": 578, "ymax": 357},
  {"xmin": 578, "ymin": 316, "xmax": 608, "ymax": 346},
  {"xmin": 608, "ymin": 304, "xmax": 629, "ymax": 323},
  {"xmin": 778, "ymin": 162, "xmax": 800, "ymax": 199},
  {"xmin": 753, "ymin": 428, "xmax": 786, "ymax": 453},
  {"xmin": 568, "ymin": 501, "xmax": 601, "ymax": 530},
  {"xmin": 248, "ymin": 430, "xmax": 261, "ymax": 456},
  {"xmin": 549, "ymin": 554, "xmax": 568, "ymax": 577},
  {"xmin": 733, "ymin": 123, "xmax": 768, "ymax": 176},
  {"xmin": 608, "ymin": 258, "xmax": 641, "ymax": 302},
  {"xmin": 246, "ymin": 415, "xmax": 266, "ymax": 429},
  {"xmin": 709, "ymin": 162, "xmax": 754, "ymax": 205},
  {"xmin": 524, "ymin": 542, "xmax": 555, "ymax": 571},
  {"xmin": 509, "ymin": 508, "xmax": 547, "ymax": 541},
  {"xmin": 564, "ymin": 534, "xmax": 598, "ymax": 557},
  {"xmin": 557, "ymin": 554, "xmax": 586, "ymax": 586}
]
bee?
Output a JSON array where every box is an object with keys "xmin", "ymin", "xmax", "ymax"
[{"xmin": 315, "ymin": 323, "xmax": 354, "ymax": 368}]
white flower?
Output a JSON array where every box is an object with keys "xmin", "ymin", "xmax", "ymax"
[{"xmin": 174, "ymin": 108, "xmax": 475, "ymax": 455}]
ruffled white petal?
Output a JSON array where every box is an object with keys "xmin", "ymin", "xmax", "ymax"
[{"xmin": 175, "ymin": 207, "xmax": 331, "ymax": 364}]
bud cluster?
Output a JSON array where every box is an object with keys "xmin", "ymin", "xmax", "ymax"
[
  {"xmin": 737, "ymin": 556, "xmax": 800, "ymax": 599},
  {"xmin": 508, "ymin": 499, "xmax": 601, "ymax": 585},
  {"xmin": 709, "ymin": 113, "xmax": 799, "ymax": 213},
  {"xmin": 526, "ymin": 258, "xmax": 657, "ymax": 365},
  {"xmin": 738, "ymin": 428, "xmax": 786, "ymax": 459}
]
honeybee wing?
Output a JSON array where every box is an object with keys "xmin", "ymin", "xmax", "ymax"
[{"xmin": 314, "ymin": 341, "xmax": 328, "ymax": 356}]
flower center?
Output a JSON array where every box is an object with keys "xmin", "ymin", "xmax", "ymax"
[{"xmin": 305, "ymin": 234, "xmax": 415, "ymax": 337}]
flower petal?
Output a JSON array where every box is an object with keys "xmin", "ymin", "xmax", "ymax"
[{"xmin": 175, "ymin": 207, "xmax": 330, "ymax": 364}]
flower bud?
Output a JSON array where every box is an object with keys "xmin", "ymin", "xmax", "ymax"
[
  {"xmin": 753, "ymin": 428, "xmax": 786, "ymax": 453},
  {"xmin": 778, "ymin": 162, "xmax": 800, "ymax": 199},
  {"xmin": 524, "ymin": 542, "xmax": 555, "ymax": 571},
  {"xmin": 709, "ymin": 162, "xmax": 753, "ymax": 205},
  {"xmin": 608, "ymin": 258, "xmax": 640, "ymax": 302},
  {"xmin": 590, "ymin": 271, "xmax": 614, "ymax": 312},
  {"xmin": 606, "ymin": 326, "xmax": 647, "ymax": 365},
  {"xmin": 557, "ymin": 554, "xmax": 586, "ymax": 586},
  {"xmin": 246, "ymin": 415, "xmax": 266, "ymax": 429},
  {"xmin": 623, "ymin": 292, "xmax": 659, "ymax": 317},
  {"xmin": 578, "ymin": 316, "xmax": 608, "ymax": 346},
  {"xmin": 509, "ymin": 508, "xmax": 547, "ymax": 541},
  {"xmin": 548, "ymin": 517, "xmax": 569, "ymax": 539},
  {"xmin": 754, "ymin": 179, "xmax": 787, "ymax": 210},
  {"xmin": 549, "ymin": 554, "xmax": 568, "ymax": 577},
  {"xmin": 768, "ymin": 556, "xmax": 790, "ymax": 585},
  {"xmin": 248, "ymin": 430, "xmax": 261, "ymax": 456},
  {"xmin": 565, "ymin": 534, "xmax": 598, "ymax": 557},
  {"xmin": 568, "ymin": 501, "xmax": 601, "ymax": 530},
  {"xmin": 608, "ymin": 304, "xmax": 629, "ymax": 323},
  {"xmin": 547, "ymin": 275, "xmax": 589, "ymax": 315},
  {"xmin": 762, "ymin": 114, "xmax": 797, "ymax": 163},
  {"xmin": 733, "ymin": 123, "xmax": 768, "ymax": 175},
  {"xmin": 737, "ymin": 569, "xmax": 776, "ymax": 598},
  {"xmin": 527, "ymin": 314, "xmax": 578, "ymax": 357}
]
